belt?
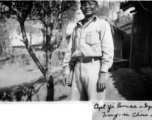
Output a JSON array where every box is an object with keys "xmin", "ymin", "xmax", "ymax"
[{"xmin": 74, "ymin": 57, "xmax": 101, "ymax": 63}]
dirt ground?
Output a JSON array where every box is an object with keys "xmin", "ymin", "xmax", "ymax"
[
  {"xmin": 0, "ymin": 61, "xmax": 71, "ymax": 101},
  {"xmin": 0, "ymin": 49, "xmax": 71, "ymax": 101}
]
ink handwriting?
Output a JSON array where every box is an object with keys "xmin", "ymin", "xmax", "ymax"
[{"xmin": 93, "ymin": 102, "xmax": 152, "ymax": 120}]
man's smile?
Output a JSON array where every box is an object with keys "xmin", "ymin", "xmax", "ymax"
[{"xmin": 84, "ymin": 9, "xmax": 92, "ymax": 13}]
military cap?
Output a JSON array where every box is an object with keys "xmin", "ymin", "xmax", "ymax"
[{"xmin": 80, "ymin": 0, "xmax": 99, "ymax": 5}]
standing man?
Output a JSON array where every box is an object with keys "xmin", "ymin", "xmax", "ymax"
[{"xmin": 63, "ymin": 0, "xmax": 114, "ymax": 101}]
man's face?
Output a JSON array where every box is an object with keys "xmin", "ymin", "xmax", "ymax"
[{"xmin": 80, "ymin": 0, "xmax": 98, "ymax": 17}]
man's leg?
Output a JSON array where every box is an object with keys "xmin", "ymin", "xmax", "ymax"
[
  {"xmin": 84, "ymin": 60, "xmax": 106, "ymax": 101},
  {"xmin": 71, "ymin": 63, "xmax": 88, "ymax": 101}
]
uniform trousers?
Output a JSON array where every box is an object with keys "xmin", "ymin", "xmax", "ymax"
[{"xmin": 70, "ymin": 59, "xmax": 106, "ymax": 101}]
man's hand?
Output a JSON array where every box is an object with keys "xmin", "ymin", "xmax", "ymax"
[
  {"xmin": 72, "ymin": 50, "xmax": 83, "ymax": 58},
  {"xmin": 63, "ymin": 74, "xmax": 71, "ymax": 86},
  {"xmin": 97, "ymin": 72, "xmax": 107, "ymax": 92}
]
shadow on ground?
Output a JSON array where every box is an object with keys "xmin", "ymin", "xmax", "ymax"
[
  {"xmin": 0, "ymin": 69, "xmax": 71, "ymax": 101},
  {"xmin": 2, "ymin": 67, "xmax": 152, "ymax": 101},
  {"xmin": 0, "ymin": 76, "xmax": 46, "ymax": 101}
]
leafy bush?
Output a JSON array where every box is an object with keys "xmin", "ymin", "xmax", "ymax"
[{"xmin": 111, "ymin": 68, "xmax": 147, "ymax": 100}]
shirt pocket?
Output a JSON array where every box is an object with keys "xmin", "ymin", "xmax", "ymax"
[{"xmin": 86, "ymin": 32, "xmax": 99, "ymax": 46}]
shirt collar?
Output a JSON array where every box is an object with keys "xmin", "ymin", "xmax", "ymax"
[{"xmin": 77, "ymin": 15, "xmax": 98, "ymax": 27}]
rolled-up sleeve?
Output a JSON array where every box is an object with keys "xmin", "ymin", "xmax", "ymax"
[
  {"xmin": 100, "ymin": 21, "xmax": 114, "ymax": 73},
  {"xmin": 62, "ymin": 31, "xmax": 74, "ymax": 75}
]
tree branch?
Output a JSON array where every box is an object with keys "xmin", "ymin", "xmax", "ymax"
[
  {"xmin": 10, "ymin": 16, "xmax": 18, "ymax": 20},
  {"xmin": 20, "ymin": 23, "xmax": 47, "ymax": 76},
  {"xmin": 8, "ymin": 5, "xmax": 20, "ymax": 19},
  {"xmin": 25, "ymin": 18, "xmax": 40, "ymax": 21},
  {"xmin": 23, "ymin": 2, "xmax": 33, "ymax": 21}
]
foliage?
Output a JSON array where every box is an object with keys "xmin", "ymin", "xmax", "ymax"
[
  {"xmin": 115, "ymin": 9, "xmax": 133, "ymax": 27},
  {"xmin": 0, "ymin": 1, "xmax": 77, "ymax": 101},
  {"xmin": 1, "ymin": 1, "xmax": 77, "ymax": 45},
  {"xmin": 0, "ymin": 23, "xmax": 9, "ymax": 43},
  {"xmin": 0, "ymin": 50, "xmax": 32, "ymax": 69},
  {"xmin": 112, "ymin": 68, "xmax": 148, "ymax": 100},
  {"xmin": 0, "ymin": 22, "xmax": 10, "ymax": 53},
  {"xmin": 0, "ymin": 3, "xmax": 9, "ymax": 47},
  {"xmin": 0, "ymin": 1, "xmax": 76, "ymax": 44},
  {"xmin": 96, "ymin": 1, "xmax": 133, "ymax": 27},
  {"xmin": 96, "ymin": 1, "xmax": 120, "ymax": 24},
  {"xmin": 0, "ymin": 3, "xmax": 6, "ymax": 22}
]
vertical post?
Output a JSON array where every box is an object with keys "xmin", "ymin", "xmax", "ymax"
[{"xmin": 129, "ymin": 14, "xmax": 134, "ymax": 68}]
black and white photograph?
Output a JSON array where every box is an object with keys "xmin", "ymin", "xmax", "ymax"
[{"xmin": 0, "ymin": 0, "xmax": 152, "ymax": 103}]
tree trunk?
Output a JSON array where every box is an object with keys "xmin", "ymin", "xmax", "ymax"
[
  {"xmin": 45, "ymin": 26, "xmax": 52, "ymax": 80},
  {"xmin": 20, "ymin": 22, "xmax": 46, "ymax": 76},
  {"xmin": 20, "ymin": 21, "xmax": 54, "ymax": 101},
  {"xmin": 45, "ymin": 26, "xmax": 54, "ymax": 101}
]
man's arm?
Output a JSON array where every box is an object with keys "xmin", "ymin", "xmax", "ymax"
[
  {"xmin": 62, "ymin": 30, "xmax": 75, "ymax": 85},
  {"xmin": 97, "ymin": 21, "xmax": 114, "ymax": 92},
  {"xmin": 100, "ymin": 21, "xmax": 114, "ymax": 73},
  {"xmin": 63, "ymin": 33, "xmax": 73, "ymax": 75}
]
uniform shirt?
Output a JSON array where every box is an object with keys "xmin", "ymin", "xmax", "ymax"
[{"xmin": 63, "ymin": 15, "xmax": 114, "ymax": 75}]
